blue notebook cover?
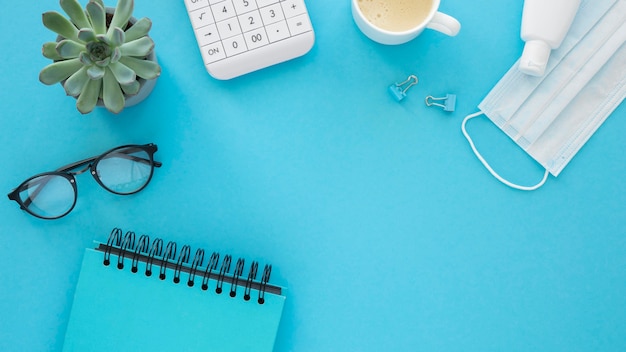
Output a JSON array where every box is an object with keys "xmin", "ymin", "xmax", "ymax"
[{"xmin": 62, "ymin": 229, "xmax": 285, "ymax": 352}]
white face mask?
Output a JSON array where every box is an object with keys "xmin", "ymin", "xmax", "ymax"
[{"xmin": 462, "ymin": 0, "xmax": 626, "ymax": 191}]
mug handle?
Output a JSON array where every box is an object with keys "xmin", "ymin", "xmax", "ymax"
[{"xmin": 426, "ymin": 12, "xmax": 461, "ymax": 36}]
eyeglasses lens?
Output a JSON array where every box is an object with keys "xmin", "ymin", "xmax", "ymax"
[
  {"xmin": 19, "ymin": 174, "xmax": 75, "ymax": 219},
  {"xmin": 96, "ymin": 147, "xmax": 154, "ymax": 194}
]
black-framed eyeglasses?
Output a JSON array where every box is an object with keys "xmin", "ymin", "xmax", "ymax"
[{"xmin": 7, "ymin": 143, "xmax": 162, "ymax": 220}]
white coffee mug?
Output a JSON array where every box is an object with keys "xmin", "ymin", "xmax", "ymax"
[{"xmin": 352, "ymin": 0, "xmax": 461, "ymax": 45}]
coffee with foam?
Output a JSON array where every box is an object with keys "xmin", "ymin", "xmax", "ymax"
[{"xmin": 357, "ymin": 0, "xmax": 434, "ymax": 32}]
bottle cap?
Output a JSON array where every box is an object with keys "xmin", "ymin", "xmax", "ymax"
[{"xmin": 519, "ymin": 40, "xmax": 551, "ymax": 77}]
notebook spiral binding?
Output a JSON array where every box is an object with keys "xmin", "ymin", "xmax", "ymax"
[{"xmin": 100, "ymin": 228, "xmax": 279, "ymax": 304}]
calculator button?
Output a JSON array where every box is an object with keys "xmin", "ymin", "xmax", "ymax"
[
  {"xmin": 190, "ymin": 8, "xmax": 215, "ymax": 29},
  {"xmin": 222, "ymin": 35, "xmax": 248, "ymax": 57},
  {"xmin": 266, "ymin": 21, "xmax": 290, "ymax": 43},
  {"xmin": 196, "ymin": 23, "xmax": 220, "ymax": 46},
  {"xmin": 281, "ymin": 0, "xmax": 306, "ymax": 18},
  {"xmin": 244, "ymin": 27, "xmax": 269, "ymax": 50},
  {"xmin": 217, "ymin": 17, "xmax": 242, "ymax": 39},
  {"xmin": 211, "ymin": 1, "xmax": 236, "ymax": 22},
  {"xmin": 201, "ymin": 41, "xmax": 226, "ymax": 64},
  {"xmin": 185, "ymin": 0, "xmax": 210, "ymax": 12},
  {"xmin": 259, "ymin": 3, "xmax": 284, "ymax": 25},
  {"xmin": 232, "ymin": 0, "xmax": 258, "ymax": 14},
  {"xmin": 256, "ymin": 0, "xmax": 279, "ymax": 7},
  {"xmin": 286, "ymin": 13, "xmax": 311, "ymax": 35},
  {"xmin": 239, "ymin": 10, "xmax": 263, "ymax": 32}
]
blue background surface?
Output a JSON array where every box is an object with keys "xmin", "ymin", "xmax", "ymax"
[{"xmin": 1, "ymin": 0, "xmax": 625, "ymax": 351}]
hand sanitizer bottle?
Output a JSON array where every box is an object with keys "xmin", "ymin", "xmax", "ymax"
[{"xmin": 519, "ymin": 0, "xmax": 581, "ymax": 76}]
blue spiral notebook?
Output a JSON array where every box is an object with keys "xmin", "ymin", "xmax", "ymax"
[{"xmin": 62, "ymin": 228, "xmax": 286, "ymax": 352}]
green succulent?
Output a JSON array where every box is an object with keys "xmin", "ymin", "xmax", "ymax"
[{"xmin": 39, "ymin": 0, "xmax": 161, "ymax": 114}]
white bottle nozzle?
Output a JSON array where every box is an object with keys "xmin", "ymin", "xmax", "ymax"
[{"xmin": 519, "ymin": 40, "xmax": 552, "ymax": 76}]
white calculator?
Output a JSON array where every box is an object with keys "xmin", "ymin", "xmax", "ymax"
[{"xmin": 183, "ymin": 0, "xmax": 315, "ymax": 80}]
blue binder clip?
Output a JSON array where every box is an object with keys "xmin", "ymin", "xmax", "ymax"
[
  {"xmin": 388, "ymin": 75, "xmax": 418, "ymax": 102},
  {"xmin": 425, "ymin": 94, "xmax": 456, "ymax": 112}
]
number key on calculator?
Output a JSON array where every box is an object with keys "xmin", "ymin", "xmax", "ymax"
[{"xmin": 184, "ymin": 0, "xmax": 315, "ymax": 80}]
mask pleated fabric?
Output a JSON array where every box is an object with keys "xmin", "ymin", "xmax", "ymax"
[{"xmin": 463, "ymin": 0, "xmax": 626, "ymax": 191}]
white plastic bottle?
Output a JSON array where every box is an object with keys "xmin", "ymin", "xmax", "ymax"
[{"xmin": 519, "ymin": 0, "xmax": 581, "ymax": 76}]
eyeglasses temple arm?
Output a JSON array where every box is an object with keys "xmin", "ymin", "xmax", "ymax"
[
  {"xmin": 56, "ymin": 156, "xmax": 98, "ymax": 173},
  {"xmin": 56, "ymin": 154, "xmax": 161, "ymax": 172}
]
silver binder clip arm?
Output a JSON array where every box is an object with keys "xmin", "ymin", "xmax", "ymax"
[
  {"xmin": 388, "ymin": 75, "xmax": 419, "ymax": 102},
  {"xmin": 425, "ymin": 94, "xmax": 457, "ymax": 112}
]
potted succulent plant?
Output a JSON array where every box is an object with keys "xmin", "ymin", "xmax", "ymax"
[{"xmin": 39, "ymin": 0, "xmax": 161, "ymax": 114}]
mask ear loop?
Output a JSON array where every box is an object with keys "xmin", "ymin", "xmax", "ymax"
[{"xmin": 462, "ymin": 111, "xmax": 550, "ymax": 191}]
